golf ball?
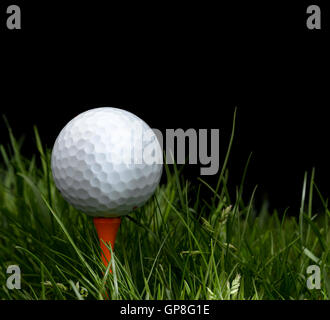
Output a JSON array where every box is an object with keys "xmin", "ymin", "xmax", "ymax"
[{"xmin": 51, "ymin": 107, "xmax": 163, "ymax": 217}]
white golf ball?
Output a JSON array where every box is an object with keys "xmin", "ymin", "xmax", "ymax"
[{"xmin": 51, "ymin": 107, "xmax": 163, "ymax": 217}]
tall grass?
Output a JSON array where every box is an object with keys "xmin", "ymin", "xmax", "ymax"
[{"xmin": 0, "ymin": 119, "xmax": 329, "ymax": 300}]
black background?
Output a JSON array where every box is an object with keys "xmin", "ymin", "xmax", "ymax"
[{"xmin": 0, "ymin": 1, "xmax": 329, "ymax": 215}]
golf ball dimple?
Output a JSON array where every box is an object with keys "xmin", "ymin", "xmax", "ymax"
[{"xmin": 51, "ymin": 107, "xmax": 163, "ymax": 217}]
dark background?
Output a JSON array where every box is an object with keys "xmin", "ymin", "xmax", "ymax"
[{"xmin": 0, "ymin": 1, "xmax": 328, "ymax": 214}]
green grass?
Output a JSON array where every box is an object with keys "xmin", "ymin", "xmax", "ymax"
[{"xmin": 0, "ymin": 119, "xmax": 329, "ymax": 300}]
